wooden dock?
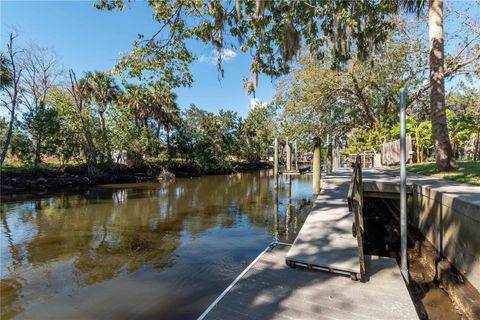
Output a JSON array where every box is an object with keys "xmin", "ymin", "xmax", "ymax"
[
  {"xmin": 202, "ymin": 244, "xmax": 419, "ymax": 320},
  {"xmin": 286, "ymin": 169, "xmax": 360, "ymax": 278},
  {"xmin": 200, "ymin": 169, "xmax": 419, "ymax": 320}
]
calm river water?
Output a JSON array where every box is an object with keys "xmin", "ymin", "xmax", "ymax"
[{"xmin": 1, "ymin": 170, "xmax": 313, "ymax": 320}]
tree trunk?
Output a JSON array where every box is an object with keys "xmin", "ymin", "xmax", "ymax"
[
  {"xmin": 0, "ymin": 108, "xmax": 15, "ymax": 166},
  {"xmin": 34, "ymin": 134, "xmax": 42, "ymax": 168},
  {"xmin": 474, "ymin": 131, "xmax": 479, "ymax": 161},
  {"xmin": 429, "ymin": 0, "xmax": 455, "ymax": 171},
  {"xmin": 82, "ymin": 126, "xmax": 97, "ymax": 178},
  {"xmin": 99, "ymin": 111, "xmax": 106, "ymax": 133},
  {"xmin": 98, "ymin": 110, "xmax": 108, "ymax": 163},
  {"xmin": 0, "ymin": 34, "xmax": 20, "ymax": 167},
  {"xmin": 166, "ymin": 127, "xmax": 171, "ymax": 161},
  {"xmin": 81, "ymin": 121, "xmax": 97, "ymax": 178}
]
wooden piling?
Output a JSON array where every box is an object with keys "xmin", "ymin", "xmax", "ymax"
[
  {"xmin": 331, "ymin": 136, "xmax": 335, "ymax": 172},
  {"xmin": 286, "ymin": 138, "xmax": 291, "ymax": 172},
  {"xmin": 313, "ymin": 137, "xmax": 321, "ymax": 194},
  {"xmin": 274, "ymin": 138, "xmax": 279, "ymax": 177},
  {"xmin": 294, "ymin": 139, "xmax": 298, "ymax": 171}
]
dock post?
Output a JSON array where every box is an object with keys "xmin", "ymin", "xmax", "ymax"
[
  {"xmin": 274, "ymin": 138, "xmax": 279, "ymax": 176},
  {"xmin": 294, "ymin": 139, "xmax": 298, "ymax": 171},
  {"xmin": 331, "ymin": 136, "xmax": 335, "ymax": 172},
  {"xmin": 400, "ymin": 88, "xmax": 409, "ymax": 283},
  {"xmin": 274, "ymin": 137, "xmax": 279, "ymax": 190},
  {"xmin": 286, "ymin": 137, "xmax": 291, "ymax": 172},
  {"xmin": 286, "ymin": 176, "xmax": 292, "ymax": 240},
  {"xmin": 313, "ymin": 137, "xmax": 321, "ymax": 194},
  {"xmin": 326, "ymin": 134, "xmax": 330, "ymax": 173},
  {"xmin": 274, "ymin": 180, "xmax": 279, "ymax": 240}
]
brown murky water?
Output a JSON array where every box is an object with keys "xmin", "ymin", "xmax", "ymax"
[{"xmin": 0, "ymin": 170, "xmax": 312, "ymax": 320}]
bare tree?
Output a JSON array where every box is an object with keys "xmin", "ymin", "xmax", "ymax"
[
  {"xmin": 19, "ymin": 43, "xmax": 62, "ymax": 167},
  {"xmin": 67, "ymin": 69, "xmax": 97, "ymax": 178},
  {"xmin": 0, "ymin": 33, "xmax": 22, "ymax": 167}
]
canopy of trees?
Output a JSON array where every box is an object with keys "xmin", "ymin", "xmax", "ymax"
[{"xmin": 275, "ymin": 16, "xmax": 479, "ymax": 163}]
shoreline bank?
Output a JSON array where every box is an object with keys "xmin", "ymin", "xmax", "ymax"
[{"xmin": 1, "ymin": 162, "xmax": 273, "ymax": 197}]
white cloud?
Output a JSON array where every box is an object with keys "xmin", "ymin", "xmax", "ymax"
[{"xmin": 199, "ymin": 48, "xmax": 237, "ymax": 64}]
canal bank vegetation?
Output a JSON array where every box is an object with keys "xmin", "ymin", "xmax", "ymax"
[{"xmin": 1, "ymin": 36, "xmax": 277, "ymax": 189}]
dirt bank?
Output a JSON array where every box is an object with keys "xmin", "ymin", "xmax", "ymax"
[{"xmin": 0, "ymin": 162, "xmax": 273, "ymax": 196}]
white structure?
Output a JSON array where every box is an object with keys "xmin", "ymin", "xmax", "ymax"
[
  {"xmin": 250, "ymin": 98, "xmax": 268, "ymax": 110},
  {"xmin": 112, "ymin": 150, "xmax": 128, "ymax": 165}
]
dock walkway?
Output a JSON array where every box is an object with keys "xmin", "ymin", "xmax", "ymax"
[
  {"xmin": 285, "ymin": 169, "xmax": 359, "ymax": 277},
  {"xmin": 203, "ymin": 244, "xmax": 419, "ymax": 320},
  {"xmin": 200, "ymin": 170, "xmax": 420, "ymax": 320}
]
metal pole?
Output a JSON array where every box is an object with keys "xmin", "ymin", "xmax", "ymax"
[{"xmin": 400, "ymin": 88, "xmax": 408, "ymax": 283}]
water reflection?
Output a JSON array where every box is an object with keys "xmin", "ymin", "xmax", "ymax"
[{"xmin": 0, "ymin": 170, "xmax": 312, "ymax": 320}]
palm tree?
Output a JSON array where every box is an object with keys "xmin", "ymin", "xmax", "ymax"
[
  {"xmin": 83, "ymin": 71, "xmax": 119, "ymax": 133},
  {"xmin": 161, "ymin": 94, "xmax": 180, "ymax": 160},
  {"xmin": 149, "ymin": 86, "xmax": 180, "ymax": 160},
  {"xmin": 123, "ymin": 84, "xmax": 149, "ymax": 128},
  {"xmin": 400, "ymin": 0, "xmax": 455, "ymax": 171},
  {"xmin": 83, "ymin": 71, "xmax": 120, "ymax": 163},
  {"xmin": 67, "ymin": 70, "xmax": 97, "ymax": 178}
]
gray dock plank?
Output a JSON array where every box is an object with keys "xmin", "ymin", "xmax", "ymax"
[
  {"xmin": 286, "ymin": 169, "xmax": 360, "ymax": 274},
  {"xmin": 204, "ymin": 245, "xmax": 419, "ymax": 320}
]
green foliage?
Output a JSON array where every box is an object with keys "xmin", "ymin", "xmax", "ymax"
[
  {"xmin": 446, "ymin": 109, "xmax": 476, "ymax": 156},
  {"xmin": 344, "ymin": 127, "xmax": 387, "ymax": 154},
  {"xmin": 48, "ymin": 87, "xmax": 85, "ymax": 163},
  {"xmin": 95, "ymin": 0, "xmax": 398, "ymax": 90},
  {"xmin": 173, "ymin": 105, "xmax": 241, "ymax": 170},
  {"xmin": 9, "ymin": 130, "xmax": 34, "ymax": 162},
  {"xmin": 239, "ymin": 105, "xmax": 276, "ymax": 162},
  {"xmin": 275, "ymin": 18, "xmax": 429, "ymax": 149},
  {"xmin": 22, "ymin": 106, "xmax": 61, "ymax": 156},
  {"xmin": 0, "ymin": 56, "xmax": 12, "ymax": 89},
  {"xmin": 0, "ymin": 118, "xmax": 34, "ymax": 163}
]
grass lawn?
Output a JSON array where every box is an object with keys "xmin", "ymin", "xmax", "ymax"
[{"xmin": 407, "ymin": 160, "xmax": 480, "ymax": 186}]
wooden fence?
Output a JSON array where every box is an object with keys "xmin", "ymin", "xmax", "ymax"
[{"xmin": 381, "ymin": 136, "xmax": 412, "ymax": 165}]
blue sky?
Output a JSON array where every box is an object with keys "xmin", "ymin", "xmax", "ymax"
[{"xmin": 1, "ymin": 1, "xmax": 275, "ymax": 118}]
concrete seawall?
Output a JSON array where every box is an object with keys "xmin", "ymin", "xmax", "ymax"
[{"xmin": 408, "ymin": 173, "xmax": 480, "ymax": 293}]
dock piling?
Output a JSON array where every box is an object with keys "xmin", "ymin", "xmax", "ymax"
[
  {"xmin": 274, "ymin": 137, "xmax": 279, "ymax": 177},
  {"xmin": 286, "ymin": 137, "xmax": 291, "ymax": 172},
  {"xmin": 313, "ymin": 137, "xmax": 321, "ymax": 194}
]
